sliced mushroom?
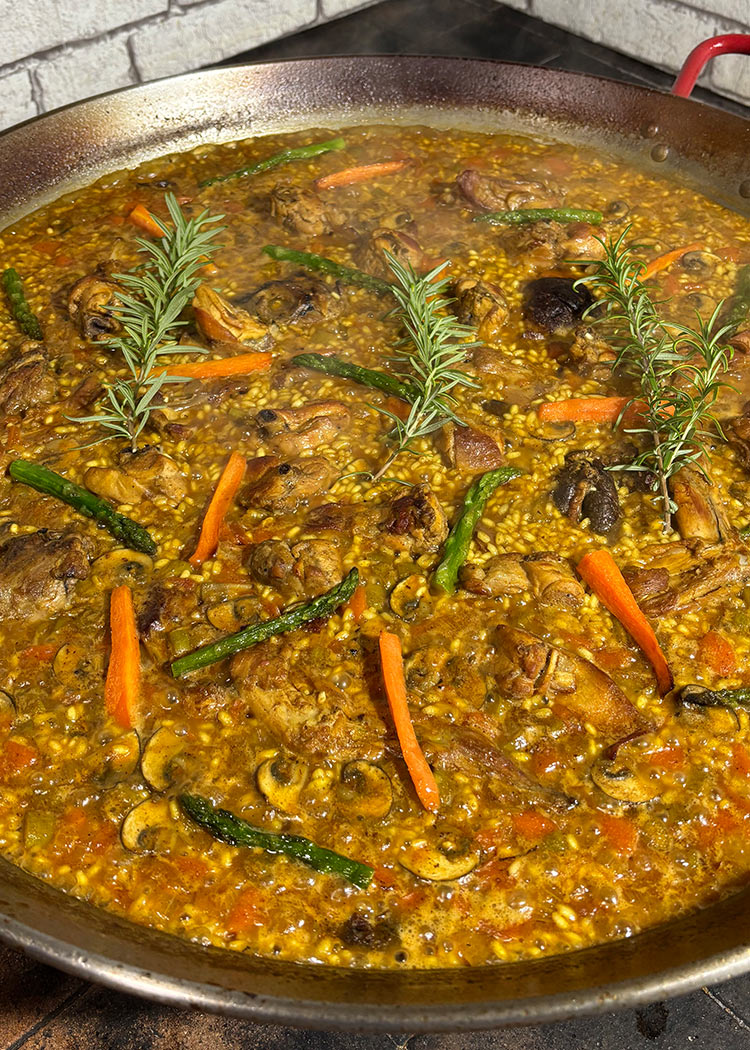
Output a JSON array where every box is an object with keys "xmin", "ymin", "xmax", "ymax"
[
  {"xmin": 140, "ymin": 727, "xmax": 183, "ymax": 793},
  {"xmin": 91, "ymin": 549, "xmax": 154, "ymax": 584},
  {"xmin": 120, "ymin": 797, "xmax": 174, "ymax": 852},
  {"xmin": 337, "ymin": 761, "xmax": 393, "ymax": 820},
  {"xmin": 591, "ymin": 757, "xmax": 660, "ymax": 803},
  {"xmin": 400, "ymin": 829, "xmax": 480, "ymax": 881},
  {"xmin": 527, "ymin": 418, "xmax": 576, "ymax": 443},
  {"xmin": 680, "ymin": 249, "xmax": 716, "ymax": 278},
  {"xmin": 389, "ymin": 575, "xmax": 432, "ymax": 623},
  {"xmin": 256, "ymin": 755, "xmax": 308, "ymax": 812},
  {"xmin": 675, "ymin": 702, "xmax": 740, "ymax": 734},
  {"xmin": 52, "ymin": 642, "xmax": 100, "ymax": 687},
  {"xmin": 206, "ymin": 596, "xmax": 261, "ymax": 632}
]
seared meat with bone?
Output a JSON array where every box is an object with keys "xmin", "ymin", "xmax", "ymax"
[
  {"xmin": 67, "ymin": 272, "xmax": 121, "ymax": 341},
  {"xmin": 232, "ymin": 636, "xmax": 385, "ymax": 760},
  {"xmin": 461, "ymin": 552, "xmax": 584, "ymax": 609},
  {"xmin": 0, "ymin": 340, "xmax": 55, "ymax": 416},
  {"xmin": 238, "ymin": 455, "xmax": 335, "ymax": 514},
  {"xmin": 358, "ymin": 228, "xmax": 424, "ymax": 277},
  {"xmin": 494, "ymin": 625, "xmax": 644, "ymax": 740},
  {"xmin": 270, "ymin": 184, "xmax": 343, "ymax": 237},
  {"xmin": 192, "ymin": 284, "xmax": 267, "ymax": 344},
  {"xmin": 669, "ymin": 466, "xmax": 733, "ymax": 544},
  {"xmin": 443, "ymin": 423, "xmax": 504, "ymax": 474},
  {"xmin": 245, "ymin": 538, "xmax": 342, "ymax": 599},
  {"xmin": 0, "ymin": 529, "xmax": 93, "ymax": 623},
  {"xmin": 456, "ymin": 170, "xmax": 561, "ymax": 211},
  {"xmin": 553, "ymin": 451, "xmax": 620, "ymax": 534},
  {"xmin": 523, "ymin": 277, "xmax": 594, "ymax": 333},
  {"xmin": 566, "ymin": 325, "xmax": 615, "ymax": 379},
  {"xmin": 725, "ymin": 402, "xmax": 750, "ymax": 472},
  {"xmin": 241, "ymin": 275, "xmax": 338, "ymax": 327},
  {"xmin": 502, "ymin": 222, "xmax": 605, "ymax": 271},
  {"xmin": 380, "ymin": 484, "xmax": 449, "ymax": 556},
  {"xmin": 252, "ymin": 401, "xmax": 351, "ymax": 456},
  {"xmin": 623, "ymin": 541, "xmax": 750, "ymax": 618},
  {"xmin": 84, "ymin": 448, "xmax": 187, "ymax": 507},
  {"xmin": 451, "ymin": 277, "xmax": 509, "ymax": 343}
]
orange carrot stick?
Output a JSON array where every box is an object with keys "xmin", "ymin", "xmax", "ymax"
[
  {"xmin": 151, "ymin": 352, "xmax": 271, "ymax": 381},
  {"xmin": 105, "ymin": 585, "xmax": 141, "ymax": 729},
  {"xmin": 577, "ymin": 549, "xmax": 673, "ymax": 695},
  {"xmin": 348, "ymin": 584, "xmax": 367, "ymax": 622},
  {"xmin": 189, "ymin": 451, "xmax": 246, "ymax": 568},
  {"xmin": 315, "ymin": 160, "xmax": 409, "ymax": 191},
  {"xmin": 538, "ymin": 397, "xmax": 630, "ymax": 424},
  {"xmin": 379, "ymin": 631, "xmax": 440, "ymax": 812},
  {"xmin": 127, "ymin": 204, "xmax": 167, "ymax": 238},
  {"xmin": 640, "ymin": 241, "xmax": 702, "ymax": 282}
]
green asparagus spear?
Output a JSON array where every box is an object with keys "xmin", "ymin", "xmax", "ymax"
[
  {"xmin": 678, "ymin": 683, "xmax": 750, "ymax": 709},
  {"xmin": 722, "ymin": 264, "xmax": 750, "ymax": 332},
  {"xmin": 200, "ymin": 136, "xmax": 346, "ymax": 187},
  {"xmin": 171, "ymin": 567, "xmax": 359, "ymax": 677},
  {"xmin": 262, "ymin": 245, "xmax": 392, "ymax": 296},
  {"xmin": 8, "ymin": 460, "xmax": 156, "ymax": 556},
  {"xmin": 473, "ymin": 208, "xmax": 603, "ymax": 227},
  {"xmin": 180, "ymin": 793, "xmax": 373, "ymax": 887},
  {"xmin": 433, "ymin": 467, "xmax": 522, "ymax": 594},
  {"xmin": 292, "ymin": 352, "xmax": 418, "ymax": 402},
  {"xmin": 2, "ymin": 268, "xmax": 43, "ymax": 340}
]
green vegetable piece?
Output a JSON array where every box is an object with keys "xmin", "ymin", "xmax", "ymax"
[
  {"xmin": 262, "ymin": 245, "xmax": 392, "ymax": 296},
  {"xmin": 473, "ymin": 208, "xmax": 603, "ymax": 227},
  {"xmin": 180, "ymin": 793, "xmax": 373, "ymax": 888},
  {"xmin": 8, "ymin": 459, "xmax": 157, "ymax": 556},
  {"xmin": 433, "ymin": 467, "xmax": 522, "ymax": 594},
  {"xmin": 292, "ymin": 352, "xmax": 418, "ymax": 403},
  {"xmin": 171, "ymin": 567, "xmax": 359, "ymax": 677},
  {"xmin": 679, "ymin": 683, "xmax": 750, "ymax": 709},
  {"xmin": 2, "ymin": 268, "xmax": 43, "ymax": 340},
  {"xmin": 723, "ymin": 265, "xmax": 750, "ymax": 333},
  {"xmin": 200, "ymin": 137, "xmax": 346, "ymax": 187}
]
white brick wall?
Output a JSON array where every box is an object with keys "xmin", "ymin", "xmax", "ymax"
[
  {"xmin": 0, "ymin": 0, "xmax": 377, "ymax": 133},
  {"xmin": 499, "ymin": 0, "xmax": 750, "ymax": 105}
]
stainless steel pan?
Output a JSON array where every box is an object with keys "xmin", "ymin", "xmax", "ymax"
[{"xmin": 1, "ymin": 49, "xmax": 750, "ymax": 1031}]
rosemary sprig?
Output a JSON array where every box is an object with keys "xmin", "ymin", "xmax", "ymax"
[
  {"xmin": 372, "ymin": 254, "xmax": 478, "ymax": 479},
  {"xmin": 76, "ymin": 193, "xmax": 224, "ymax": 451},
  {"xmin": 583, "ymin": 229, "xmax": 733, "ymax": 531}
]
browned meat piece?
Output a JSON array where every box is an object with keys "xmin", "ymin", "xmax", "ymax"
[
  {"xmin": 523, "ymin": 278, "xmax": 594, "ymax": 333},
  {"xmin": 232, "ymin": 637, "xmax": 385, "ymax": 760},
  {"xmin": 456, "ymin": 170, "xmax": 561, "ymax": 211},
  {"xmin": 443, "ymin": 423, "xmax": 504, "ymax": 474},
  {"xmin": 502, "ymin": 222, "xmax": 605, "ymax": 270},
  {"xmin": 67, "ymin": 272, "xmax": 121, "ymax": 341},
  {"xmin": 729, "ymin": 329, "xmax": 750, "ymax": 354},
  {"xmin": 451, "ymin": 278, "xmax": 509, "ymax": 343},
  {"xmin": 270, "ymin": 184, "xmax": 343, "ymax": 236},
  {"xmin": 66, "ymin": 374, "xmax": 103, "ymax": 411},
  {"xmin": 238, "ymin": 455, "xmax": 336, "ymax": 514},
  {"xmin": 85, "ymin": 448, "xmax": 187, "ymax": 507},
  {"xmin": 494, "ymin": 625, "xmax": 643, "ymax": 739},
  {"xmin": 669, "ymin": 466, "xmax": 733, "ymax": 543},
  {"xmin": 566, "ymin": 325, "xmax": 616, "ymax": 379},
  {"xmin": 253, "ymin": 401, "xmax": 351, "ymax": 456},
  {"xmin": 358, "ymin": 228, "xmax": 424, "ymax": 278},
  {"xmin": 726, "ymin": 403, "xmax": 750, "ymax": 471},
  {"xmin": 552, "ymin": 451, "xmax": 620, "ymax": 534},
  {"xmin": 192, "ymin": 284, "xmax": 267, "ymax": 344},
  {"xmin": 463, "ymin": 552, "xmax": 584, "ymax": 609},
  {"xmin": 380, "ymin": 484, "xmax": 448, "ymax": 556},
  {"xmin": 0, "ymin": 530, "xmax": 93, "ymax": 623},
  {"xmin": 0, "ymin": 340, "xmax": 55, "ymax": 416},
  {"xmin": 242, "ymin": 275, "xmax": 338, "ymax": 327},
  {"xmin": 624, "ymin": 542, "xmax": 750, "ymax": 618},
  {"xmin": 245, "ymin": 538, "xmax": 342, "ymax": 599}
]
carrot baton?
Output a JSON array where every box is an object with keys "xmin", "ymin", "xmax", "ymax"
[
  {"xmin": 315, "ymin": 160, "xmax": 409, "ymax": 191},
  {"xmin": 537, "ymin": 397, "xmax": 630, "ymax": 424},
  {"xmin": 189, "ymin": 450, "xmax": 246, "ymax": 568},
  {"xmin": 105, "ymin": 585, "xmax": 141, "ymax": 729},
  {"xmin": 639, "ymin": 241, "xmax": 702, "ymax": 282},
  {"xmin": 151, "ymin": 352, "xmax": 271, "ymax": 381},
  {"xmin": 127, "ymin": 203, "xmax": 168, "ymax": 238},
  {"xmin": 378, "ymin": 631, "xmax": 440, "ymax": 812},
  {"xmin": 577, "ymin": 549, "xmax": 673, "ymax": 694}
]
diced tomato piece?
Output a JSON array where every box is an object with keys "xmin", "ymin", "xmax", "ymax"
[
  {"xmin": 33, "ymin": 238, "xmax": 64, "ymax": 255},
  {"xmin": 598, "ymin": 813, "xmax": 639, "ymax": 855},
  {"xmin": 593, "ymin": 647, "xmax": 631, "ymax": 671},
  {"xmin": 21, "ymin": 644, "xmax": 57, "ymax": 662},
  {"xmin": 474, "ymin": 857, "xmax": 517, "ymax": 890},
  {"xmin": 531, "ymin": 747, "xmax": 560, "ymax": 777},
  {"xmin": 0, "ymin": 741, "xmax": 37, "ymax": 778},
  {"xmin": 512, "ymin": 810, "xmax": 557, "ymax": 841},
  {"xmin": 394, "ymin": 888, "xmax": 428, "ymax": 912},
  {"xmin": 226, "ymin": 888, "xmax": 266, "ymax": 933},
  {"xmin": 697, "ymin": 631, "xmax": 736, "ymax": 677},
  {"xmin": 480, "ymin": 918, "xmax": 536, "ymax": 942},
  {"xmin": 373, "ymin": 866, "xmax": 398, "ymax": 889},
  {"xmin": 732, "ymin": 743, "xmax": 750, "ymax": 778},
  {"xmin": 173, "ymin": 856, "xmax": 209, "ymax": 889},
  {"xmin": 646, "ymin": 746, "xmax": 686, "ymax": 770}
]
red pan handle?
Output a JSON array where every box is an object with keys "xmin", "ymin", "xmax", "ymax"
[{"xmin": 672, "ymin": 33, "xmax": 750, "ymax": 97}]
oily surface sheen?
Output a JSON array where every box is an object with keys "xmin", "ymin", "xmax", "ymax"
[{"xmin": 2, "ymin": 124, "xmax": 750, "ymax": 970}]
